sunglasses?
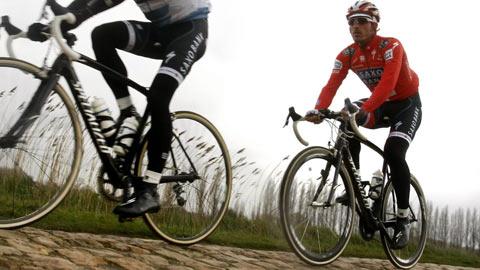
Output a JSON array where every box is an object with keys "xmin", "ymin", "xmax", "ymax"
[{"xmin": 348, "ymin": 17, "xmax": 370, "ymax": 26}]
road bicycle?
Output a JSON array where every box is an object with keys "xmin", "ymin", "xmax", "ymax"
[
  {"xmin": 279, "ymin": 100, "xmax": 427, "ymax": 269},
  {"xmin": 0, "ymin": 1, "xmax": 232, "ymax": 246}
]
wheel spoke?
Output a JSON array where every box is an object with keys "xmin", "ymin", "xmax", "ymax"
[
  {"xmin": 138, "ymin": 112, "xmax": 231, "ymax": 245},
  {"xmin": 280, "ymin": 147, "xmax": 354, "ymax": 265},
  {"xmin": 0, "ymin": 59, "xmax": 82, "ymax": 228},
  {"xmin": 381, "ymin": 176, "xmax": 427, "ymax": 268}
]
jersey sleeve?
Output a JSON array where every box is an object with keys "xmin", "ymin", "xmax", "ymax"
[
  {"xmin": 314, "ymin": 49, "xmax": 351, "ymax": 110},
  {"xmin": 361, "ymin": 39, "xmax": 404, "ymax": 112},
  {"xmin": 66, "ymin": 0, "xmax": 125, "ymax": 27}
]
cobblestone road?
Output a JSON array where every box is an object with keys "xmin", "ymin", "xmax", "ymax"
[{"xmin": 0, "ymin": 227, "xmax": 478, "ymax": 269}]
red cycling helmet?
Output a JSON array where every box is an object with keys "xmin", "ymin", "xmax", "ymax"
[{"xmin": 346, "ymin": 1, "xmax": 380, "ymax": 23}]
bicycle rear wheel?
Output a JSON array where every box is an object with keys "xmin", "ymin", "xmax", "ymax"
[
  {"xmin": 0, "ymin": 57, "xmax": 83, "ymax": 228},
  {"xmin": 380, "ymin": 175, "xmax": 427, "ymax": 269},
  {"xmin": 279, "ymin": 146, "xmax": 355, "ymax": 265},
  {"xmin": 136, "ymin": 111, "xmax": 232, "ymax": 245}
]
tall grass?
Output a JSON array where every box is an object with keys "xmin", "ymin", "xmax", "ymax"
[
  {"xmin": 1, "ymin": 143, "xmax": 479, "ymax": 267},
  {"xmin": 0, "ymin": 79, "xmax": 478, "ymax": 267}
]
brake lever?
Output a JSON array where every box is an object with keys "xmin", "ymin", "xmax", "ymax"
[
  {"xmin": 2, "ymin": 16, "xmax": 22, "ymax": 36},
  {"xmin": 284, "ymin": 107, "xmax": 303, "ymax": 127}
]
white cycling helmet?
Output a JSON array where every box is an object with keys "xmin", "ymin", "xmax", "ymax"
[{"xmin": 346, "ymin": 1, "xmax": 380, "ymax": 23}]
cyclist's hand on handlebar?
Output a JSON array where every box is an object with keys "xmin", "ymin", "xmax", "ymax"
[
  {"xmin": 27, "ymin": 17, "xmax": 78, "ymax": 44},
  {"xmin": 341, "ymin": 104, "xmax": 368, "ymax": 126},
  {"xmin": 27, "ymin": 23, "xmax": 50, "ymax": 42},
  {"xmin": 304, "ymin": 109, "xmax": 324, "ymax": 124}
]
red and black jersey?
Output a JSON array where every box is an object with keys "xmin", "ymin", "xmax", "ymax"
[{"xmin": 315, "ymin": 35, "xmax": 419, "ymax": 112}]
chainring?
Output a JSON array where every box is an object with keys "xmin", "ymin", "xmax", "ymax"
[{"xmin": 96, "ymin": 167, "xmax": 125, "ymax": 202}]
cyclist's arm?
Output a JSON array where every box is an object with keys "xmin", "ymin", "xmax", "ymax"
[
  {"xmin": 361, "ymin": 39, "xmax": 404, "ymax": 112},
  {"xmin": 314, "ymin": 50, "xmax": 350, "ymax": 110},
  {"xmin": 65, "ymin": 0, "xmax": 125, "ymax": 28}
]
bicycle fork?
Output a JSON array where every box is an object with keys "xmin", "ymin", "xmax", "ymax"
[{"xmin": 310, "ymin": 148, "xmax": 343, "ymax": 208}]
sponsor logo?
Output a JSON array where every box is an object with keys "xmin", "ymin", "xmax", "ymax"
[
  {"xmin": 333, "ymin": 59, "xmax": 343, "ymax": 71},
  {"xmin": 72, "ymin": 81, "xmax": 111, "ymax": 154},
  {"xmin": 384, "ymin": 42, "xmax": 400, "ymax": 61},
  {"xmin": 165, "ymin": 51, "xmax": 176, "ymax": 64},
  {"xmin": 394, "ymin": 121, "xmax": 403, "ymax": 130},
  {"xmin": 379, "ymin": 39, "xmax": 389, "ymax": 49},
  {"xmin": 119, "ymin": 198, "xmax": 136, "ymax": 206},
  {"xmin": 179, "ymin": 33, "xmax": 205, "ymax": 75},
  {"xmin": 342, "ymin": 47, "xmax": 355, "ymax": 56},
  {"xmin": 356, "ymin": 67, "xmax": 384, "ymax": 86},
  {"xmin": 384, "ymin": 49, "xmax": 393, "ymax": 61},
  {"xmin": 346, "ymin": 155, "xmax": 370, "ymax": 207},
  {"xmin": 407, "ymin": 106, "xmax": 420, "ymax": 137}
]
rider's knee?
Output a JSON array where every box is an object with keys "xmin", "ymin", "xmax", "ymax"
[
  {"xmin": 91, "ymin": 22, "xmax": 127, "ymax": 51},
  {"xmin": 91, "ymin": 24, "xmax": 109, "ymax": 48}
]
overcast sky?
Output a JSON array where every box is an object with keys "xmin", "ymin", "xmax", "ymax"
[{"xmin": 2, "ymin": 0, "xmax": 480, "ymax": 209}]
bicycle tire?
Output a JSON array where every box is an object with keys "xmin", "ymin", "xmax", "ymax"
[
  {"xmin": 135, "ymin": 111, "xmax": 232, "ymax": 245},
  {"xmin": 0, "ymin": 57, "xmax": 83, "ymax": 229},
  {"xmin": 380, "ymin": 175, "xmax": 427, "ymax": 269},
  {"xmin": 279, "ymin": 146, "xmax": 355, "ymax": 265}
]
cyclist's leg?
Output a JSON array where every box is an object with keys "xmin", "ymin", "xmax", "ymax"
[
  {"xmin": 91, "ymin": 21, "xmax": 153, "ymax": 116},
  {"xmin": 147, "ymin": 19, "xmax": 208, "ymax": 179},
  {"xmin": 384, "ymin": 138, "xmax": 410, "ymax": 212},
  {"xmin": 383, "ymin": 94, "xmax": 422, "ymax": 248},
  {"xmin": 384, "ymin": 95, "xmax": 422, "ymax": 212},
  {"xmin": 114, "ymin": 19, "xmax": 208, "ymax": 217}
]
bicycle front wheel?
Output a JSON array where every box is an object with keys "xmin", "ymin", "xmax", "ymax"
[
  {"xmin": 279, "ymin": 146, "xmax": 355, "ymax": 265},
  {"xmin": 0, "ymin": 57, "xmax": 83, "ymax": 229},
  {"xmin": 136, "ymin": 111, "xmax": 232, "ymax": 245},
  {"xmin": 380, "ymin": 175, "xmax": 427, "ymax": 269}
]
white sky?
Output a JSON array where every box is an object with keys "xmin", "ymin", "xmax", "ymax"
[{"xmin": 1, "ymin": 0, "xmax": 480, "ymax": 209}]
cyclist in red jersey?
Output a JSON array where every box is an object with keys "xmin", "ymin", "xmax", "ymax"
[{"xmin": 305, "ymin": 1, "xmax": 422, "ymax": 249}]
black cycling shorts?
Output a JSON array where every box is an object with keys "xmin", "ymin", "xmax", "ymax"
[
  {"xmin": 117, "ymin": 19, "xmax": 208, "ymax": 85},
  {"xmin": 355, "ymin": 93, "xmax": 422, "ymax": 144}
]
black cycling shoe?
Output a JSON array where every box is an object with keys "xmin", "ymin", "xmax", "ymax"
[
  {"xmin": 113, "ymin": 188, "xmax": 160, "ymax": 218},
  {"xmin": 392, "ymin": 217, "xmax": 410, "ymax": 249}
]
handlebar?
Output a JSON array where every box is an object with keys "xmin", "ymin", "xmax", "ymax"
[
  {"xmin": 1, "ymin": 0, "xmax": 80, "ymax": 61},
  {"xmin": 2, "ymin": 16, "xmax": 27, "ymax": 59},
  {"xmin": 345, "ymin": 99, "xmax": 368, "ymax": 142},
  {"xmin": 46, "ymin": 0, "xmax": 80, "ymax": 60},
  {"xmin": 51, "ymin": 13, "xmax": 79, "ymax": 60},
  {"xmin": 286, "ymin": 98, "xmax": 368, "ymax": 146}
]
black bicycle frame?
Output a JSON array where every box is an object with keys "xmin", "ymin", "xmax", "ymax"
[
  {"xmin": 66, "ymin": 53, "xmax": 201, "ymax": 185},
  {"xmin": 1, "ymin": 49, "xmax": 202, "ymax": 188},
  {"xmin": 60, "ymin": 53, "xmax": 150, "ymax": 183},
  {"xmin": 327, "ymin": 126, "xmax": 397, "ymax": 240}
]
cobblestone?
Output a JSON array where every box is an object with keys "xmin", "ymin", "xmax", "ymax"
[{"xmin": 0, "ymin": 227, "xmax": 477, "ymax": 269}]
